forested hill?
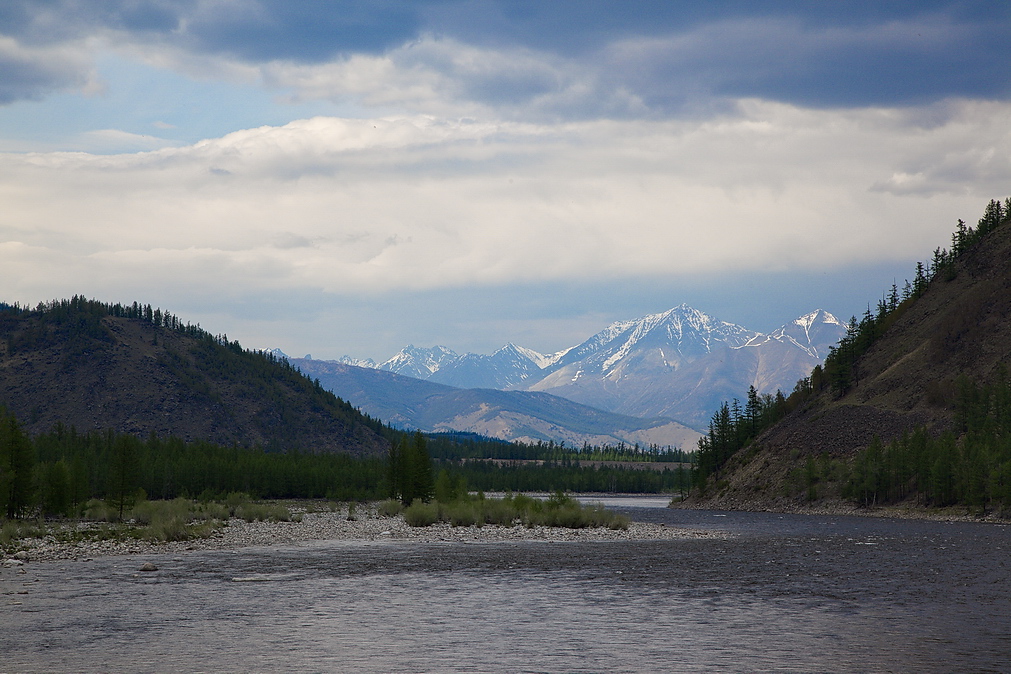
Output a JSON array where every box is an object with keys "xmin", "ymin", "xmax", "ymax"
[
  {"xmin": 0, "ymin": 298, "xmax": 389, "ymax": 457},
  {"xmin": 686, "ymin": 198, "xmax": 1011, "ymax": 510}
]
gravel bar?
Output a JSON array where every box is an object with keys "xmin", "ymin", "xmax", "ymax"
[{"xmin": 4, "ymin": 503, "xmax": 724, "ymax": 564}]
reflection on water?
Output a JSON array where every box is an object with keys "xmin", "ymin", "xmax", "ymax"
[
  {"xmin": 3, "ymin": 506, "xmax": 1009, "ymax": 673},
  {"xmin": 575, "ymin": 494, "xmax": 673, "ymax": 509}
]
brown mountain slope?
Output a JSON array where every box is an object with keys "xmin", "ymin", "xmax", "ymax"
[
  {"xmin": 0, "ymin": 300, "xmax": 388, "ymax": 456},
  {"xmin": 687, "ymin": 212, "xmax": 1011, "ymax": 509}
]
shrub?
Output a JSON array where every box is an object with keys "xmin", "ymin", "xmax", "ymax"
[
  {"xmin": 0, "ymin": 517, "xmax": 47, "ymax": 546},
  {"xmin": 378, "ymin": 499, "xmax": 404, "ymax": 517},
  {"xmin": 480, "ymin": 498, "xmax": 518, "ymax": 526},
  {"xmin": 403, "ymin": 500, "xmax": 439, "ymax": 527},
  {"xmin": 234, "ymin": 502, "xmax": 294, "ymax": 522},
  {"xmin": 143, "ymin": 516, "xmax": 190, "ymax": 542},
  {"xmin": 83, "ymin": 499, "xmax": 114, "ymax": 522},
  {"xmin": 442, "ymin": 501, "xmax": 481, "ymax": 527}
]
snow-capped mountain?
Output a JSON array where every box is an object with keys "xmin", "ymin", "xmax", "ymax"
[
  {"xmin": 765, "ymin": 309, "xmax": 847, "ymax": 359},
  {"xmin": 538, "ymin": 304, "xmax": 758, "ymax": 389},
  {"xmin": 428, "ymin": 343, "xmax": 549, "ymax": 389},
  {"xmin": 379, "ymin": 345, "xmax": 459, "ymax": 380},
  {"xmin": 530, "ymin": 307, "xmax": 845, "ymax": 427},
  {"xmin": 297, "ymin": 304, "xmax": 846, "ymax": 431},
  {"xmin": 556, "ymin": 304, "xmax": 756, "ymax": 373}
]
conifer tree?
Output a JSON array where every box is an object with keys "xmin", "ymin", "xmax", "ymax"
[
  {"xmin": 1, "ymin": 412, "xmax": 35, "ymax": 518},
  {"xmin": 107, "ymin": 434, "xmax": 141, "ymax": 519}
]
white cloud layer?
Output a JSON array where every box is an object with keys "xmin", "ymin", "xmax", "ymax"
[{"xmin": 2, "ymin": 98, "xmax": 1009, "ymax": 311}]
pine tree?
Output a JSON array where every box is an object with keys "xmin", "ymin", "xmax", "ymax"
[
  {"xmin": 1, "ymin": 412, "xmax": 35, "ymax": 518},
  {"xmin": 107, "ymin": 434, "xmax": 141, "ymax": 519},
  {"xmin": 408, "ymin": 432, "xmax": 434, "ymax": 504}
]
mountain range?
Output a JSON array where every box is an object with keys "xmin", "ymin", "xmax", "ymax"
[
  {"xmin": 282, "ymin": 304, "xmax": 844, "ymax": 446},
  {"xmin": 339, "ymin": 304, "xmax": 845, "ymax": 429}
]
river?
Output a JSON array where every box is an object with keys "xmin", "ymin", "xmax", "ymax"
[{"xmin": 3, "ymin": 502, "xmax": 1009, "ymax": 673}]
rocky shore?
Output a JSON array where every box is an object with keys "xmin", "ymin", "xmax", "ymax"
[{"xmin": 3, "ymin": 503, "xmax": 724, "ymax": 565}]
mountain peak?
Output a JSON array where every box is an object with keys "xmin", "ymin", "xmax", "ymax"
[
  {"xmin": 380, "ymin": 344, "xmax": 459, "ymax": 379},
  {"xmin": 769, "ymin": 309, "xmax": 846, "ymax": 358}
]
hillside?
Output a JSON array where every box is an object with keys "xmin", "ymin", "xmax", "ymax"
[
  {"xmin": 289, "ymin": 358, "xmax": 702, "ymax": 448},
  {"xmin": 686, "ymin": 200, "xmax": 1011, "ymax": 510},
  {"xmin": 0, "ymin": 298, "xmax": 389, "ymax": 457}
]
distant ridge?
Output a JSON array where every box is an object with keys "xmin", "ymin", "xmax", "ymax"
[{"xmin": 288, "ymin": 358, "xmax": 702, "ymax": 449}]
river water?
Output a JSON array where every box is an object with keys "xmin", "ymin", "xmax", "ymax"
[{"xmin": 3, "ymin": 503, "xmax": 1010, "ymax": 673}]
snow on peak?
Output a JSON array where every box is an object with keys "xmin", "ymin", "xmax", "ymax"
[
  {"xmin": 768, "ymin": 309, "xmax": 847, "ymax": 358},
  {"xmin": 499, "ymin": 343, "xmax": 555, "ymax": 369},
  {"xmin": 380, "ymin": 344, "xmax": 459, "ymax": 377}
]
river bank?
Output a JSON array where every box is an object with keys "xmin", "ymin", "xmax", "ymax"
[{"xmin": 675, "ymin": 492, "xmax": 1011, "ymax": 523}]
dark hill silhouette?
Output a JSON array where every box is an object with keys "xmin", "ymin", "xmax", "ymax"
[
  {"xmin": 0, "ymin": 298, "xmax": 388, "ymax": 456},
  {"xmin": 686, "ymin": 199, "xmax": 1011, "ymax": 509}
]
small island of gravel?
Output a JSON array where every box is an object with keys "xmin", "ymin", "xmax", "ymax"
[{"xmin": 3, "ymin": 497, "xmax": 723, "ymax": 565}]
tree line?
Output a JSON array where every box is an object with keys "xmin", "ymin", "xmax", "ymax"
[
  {"xmin": 845, "ymin": 372, "xmax": 1011, "ymax": 512},
  {"xmin": 1, "ymin": 410, "xmax": 390, "ymax": 518},
  {"xmin": 2, "ymin": 407, "xmax": 696, "ymax": 520},
  {"xmin": 424, "ymin": 433, "xmax": 690, "ymax": 463}
]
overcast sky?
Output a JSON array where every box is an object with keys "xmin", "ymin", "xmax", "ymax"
[{"xmin": 2, "ymin": 1, "xmax": 1010, "ymax": 360}]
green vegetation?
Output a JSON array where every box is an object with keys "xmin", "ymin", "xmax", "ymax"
[
  {"xmin": 422, "ymin": 434, "xmax": 691, "ymax": 495},
  {"xmin": 396, "ymin": 490, "xmax": 629, "ymax": 530},
  {"xmin": 0, "ymin": 407, "xmax": 389, "ymax": 521},
  {"xmin": 447, "ymin": 457, "xmax": 690, "ymax": 495},
  {"xmin": 693, "ymin": 385, "xmax": 791, "ymax": 492},
  {"xmin": 843, "ymin": 373, "xmax": 1011, "ymax": 513},
  {"xmin": 388, "ymin": 431, "xmax": 435, "ymax": 505},
  {"xmin": 425, "ymin": 433, "xmax": 688, "ymax": 462}
]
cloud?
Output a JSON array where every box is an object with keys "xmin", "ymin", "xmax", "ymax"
[
  {"xmin": 0, "ymin": 35, "xmax": 102, "ymax": 103},
  {"xmin": 4, "ymin": 2, "xmax": 1010, "ymax": 114},
  {"xmin": 78, "ymin": 128, "xmax": 183, "ymax": 152},
  {"xmin": 2, "ymin": 99, "xmax": 1008, "ymax": 316}
]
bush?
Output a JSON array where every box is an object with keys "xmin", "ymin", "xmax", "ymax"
[
  {"xmin": 403, "ymin": 500, "xmax": 439, "ymax": 527},
  {"xmin": 0, "ymin": 517, "xmax": 47, "ymax": 547},
  {"xmin": 234, "ymin": 502, "xmax": 296, "ymax": 522},
  {"xmin": 441, "ymin": 501, "xmax": 481, "ymax": 527},
  {"xmin": 142, "ymin": 516, "xmax": 190, "ymax": 541},
  {"xmin": 83, "ymin": 499, "xmax": 115, "ymax": 522},
  {"xmin": 378, "ymin": 499, "xmax": 404, "ymax": 517},
  {"xmin": 480, "ymin": 498, "xmax": 518, "ymax": 526}
]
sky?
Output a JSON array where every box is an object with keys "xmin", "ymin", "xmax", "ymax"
[{"xmin": 2, "ymin": 1, "xmax": 1010, "ymax": 361}]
